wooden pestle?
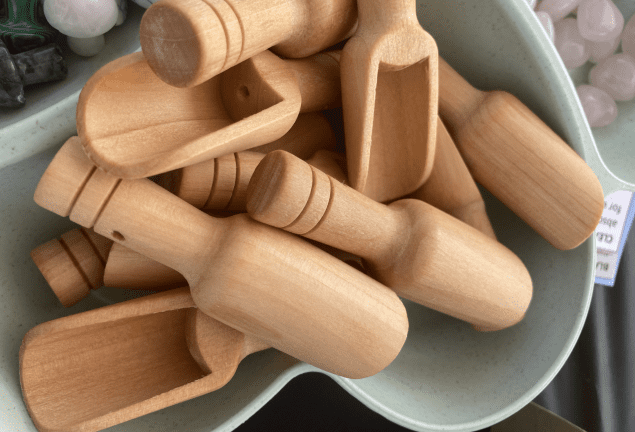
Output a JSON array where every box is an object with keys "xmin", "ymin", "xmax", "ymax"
[
  {"xmin": 408, "ymin": 119, "xmax": 497, "ymax": 239},
  {"xmin": 20, "ymin": 287, "xmax": 272, "ymax": 432},
  {"xmin": 78, "ymin": 49, "xmax": 341, "ymax": 179},
  {"xmin": 30, "ymin": 228, "xmax": 114, "ymax": 307},
  {"xmin": 246, "ymin": 151, "xmax": 533, "ymax": 331},
  {"xmin": 159, "ymin": 150, "xmax": 346, "ymax": 212},
  {"xmin": 33, "ymin": 137, "xmax": 408, "ymax": 379},
  {"xmin": 438, "ymin": 58, "xmax": 604, "ymax": 250},
  {"xmin": 139, "ymin": 0, "xmax": 357, "ymax": 87}
]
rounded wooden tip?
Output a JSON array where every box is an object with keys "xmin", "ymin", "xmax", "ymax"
[
  {"xmin": 30, "ymin": 228, "xmax": 111, "ymax": 307},
  {"xmin": 246, "ymin": 151, "xmax": 313, "ymax": 228},
  {"xmin": 140, "ymin": 0, "xmax": 226, "ymax": 87},
  {"xmin": 34, "ymin": 137, "xmax": 95, "ymax": 218}
]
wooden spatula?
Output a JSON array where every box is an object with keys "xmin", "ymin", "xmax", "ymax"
[
  {"xmin": 246, "ymin": 151, "xmax": 533, "ymax": 331},
  {"xmin": 340, "ymin": 0, "xmax": 438, "ymax": 202},
  {"xmin": 19, "ymin": 287, "xmax": 272, "ymax": 432},
  {"xmin": 77, "ymin": 49, "xmax": 343, "ymax": 179},
  {"xmin": 34, "ymin": 137, "xmax": 408, "ymax": 379},
  {"xmin": 438, "ymin": 57, "xmax": 604, "ymax": 250}
]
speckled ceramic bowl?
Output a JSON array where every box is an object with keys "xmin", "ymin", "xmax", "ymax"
[{"xmin": 1, "ymin": 1, "xmax": 631, "ymax": 431}]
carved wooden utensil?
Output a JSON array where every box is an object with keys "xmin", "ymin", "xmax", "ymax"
[
  {"xmin": 20, "ymin": 287, "xmax": 272, "ymax": 432},
  {"xmin": 409, "ymin": 118, "xmax": 496, "ymax": 239},
  {"xmin": 246, "ymin": 151, "xmax": 533, "ymax": 331},
  {"xmin": 438, "ymin": 57, "xmax": 604, "ymax": 250},
  {"xmin": 340, "ymin": 0, "xmax": 438, "ymax": 202},
  {"xmin": 34, "ymin": 137, "xmax": 409, "ymax": 379},
  {"xmin": 77, "ymin": 49, "xmax": 342, "ymax": 178},
  {"xmin": 139, "ymin": 0, "xmax": 356, "ymax": 87},
  {"xmin": 30, "ymin": 229, "xmax": 184, "ymax": 306},
  {"xmin": 158, "ymin": 150, "xmax": 346, "ymax": 212}
]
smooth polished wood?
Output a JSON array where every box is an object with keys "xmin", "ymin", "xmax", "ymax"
[
  {"xmin": 20, "ymin": 288, "xmax": 272, "ymax": 432},
  {"xmin": 30, "ymin": 228, "xmax": 113, "ymax": 307},
  {"xmin": 246, "ymin": 151, "xmax": 533, "ymax": 331},
  {"xmin": 34, "ymin": 137, "xmax": 409, "ymax": 380},
  {"xmin": 340, "ymin": 0, "xmax": 438, "ymax": 202},
  {"xmin": 409, "ymin": 118, "xmax": 496, "ymax": 239},
  {"xmin": 77, "ymin": 49, "xmax": 342, "ymax": 179},
  {"xmin": 438, "ymin": 57, "xmax": 604, "ymax": 250},
  {"xmin": 104, "ymin": 242, "xmax": 186, "ymax": 289},
  {"xmin": 139, "ymin": 0, "xmax": 357, "ymax": 87},
  {"xmin": 160, "ymin": 150, "xmax": 346, "ymax": 212}
]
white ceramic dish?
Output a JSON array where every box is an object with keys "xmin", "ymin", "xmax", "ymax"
[
  {"xmin": 0, "ymin": 3, "xmax": 144, "ymax": 171},
  {"xmin": 1, "ymin": 0, "xmax": 632, "ymax": 431}
]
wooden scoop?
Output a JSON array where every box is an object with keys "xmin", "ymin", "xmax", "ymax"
[
  {"xmin": 409, "ymin": 118, "xmax": 496, "ymax": 239},
  {"xmin": 340, "ymin": 0, "xmax": 438, "ymax": 202},
  {"xmin": 77, "ymin": 48, "xmax": 342, "ymax": 179},
  {"xmin": 158, "ymin": 150, "xmax": 346, "ymax": 212},
  {"xmin": 139, "ymin": 0, "xmax": 357, "ymax": 87},
  {"xmin": 246, "ymin": 151, "xmax": 533, "ymax": 331},
  {"xmin": 438, "ymin": 58, "xmax": 604, "ymax": 250},
  {"xmin": 19, "ymin": 287, "xmax": 271, "ymax": 432},
  {"xmin": 33, "ymin": 137, "xmax": 408, "ymax": 379}
]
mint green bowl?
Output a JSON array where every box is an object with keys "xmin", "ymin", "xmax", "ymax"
[{"xmin": 1, "ymin": 1, "xmax": 630, "ymax": 431}]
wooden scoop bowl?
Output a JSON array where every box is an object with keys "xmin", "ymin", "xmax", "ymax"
[
  {"xmin": 340, "ymin": 0, "xmax": 438, "ymax": 202},
  {"xmin": 19, "ymin": 287, "xmax": 271, "ymax": 432},
  {"xmin": 33, "ymin": 137, "xmax": 408, "ymax": 379},
  {"xmin": 77, "ymin": 49, "xmax": 340, "ymax": 179},
  {"xmin": 246, "ymin": 151, "xmax": 533, "ymax": 331}
]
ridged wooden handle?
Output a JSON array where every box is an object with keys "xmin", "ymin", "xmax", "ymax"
[
  {"xmin": 35, "ymin": 137, "xmax": 409, "ymax": 380},
  {"xmin": 163, "ymin": 149, "xmax": 345, "ymax": 212},
  {"xmin": 30, "ymin": 228, "xmax": 113, "ymax": 307},
  {"xmin": 438, "ymin": 57, "xmax": 603, "ymax": 250},
  {"xmin": 140, "ymin": 0, "xmax": 357, "ymax": 87},
  {"xmin": 247, "ymin": 151, "xmax": 533, "ymax": 331}
]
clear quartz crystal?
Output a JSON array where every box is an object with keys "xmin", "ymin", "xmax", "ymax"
[
  {"xmin": 577, "ymin": 0, "xmax": 624, "ymax": 43},
  {"xmin": 43, "ymin": 0, "xmax": 119, "ymax": 38},
  {"xmin": 577, "ymin": 85, "xmax": 618, "ymax": 127},
  {"xmin": 67, "ymin": 35, "xmax": 106, "ymax": 57},
  {"xmin": 588, "ymin": 35, "xmax": 620, "ymax": 63},
  {"xmin": 554, "ymin": 18, "xmax": 590, "ymax": 68},
  {"xmin": 536, "ymin": 11, "xmax": 555, "ymax": 42},
  {"xmin": 622, "ymin": 14, "xmax": 635, "ymax": 59},
  {"xmin": 589, "ymin": 53, "xmax": 635, "ymax": 101},
  {"xmin": 538, "ymin": 0, "xmax": 584, "ymax": 22}
]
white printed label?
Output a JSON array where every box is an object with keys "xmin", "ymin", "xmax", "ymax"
[
  {"xmin": 596, "ymin": 190, "xmax": 632, "ymax": 254},
  {"xmin": 595, "ymin": 190, "xmax": 634, "ymax": 286}
]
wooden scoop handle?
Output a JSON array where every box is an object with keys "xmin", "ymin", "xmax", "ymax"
[
  {"xmin": 35, "ymin": 137, "xmax": 409, "ymax": 380},
  {"xmin": 438, "ymin": 57, "xmax": 603, "ymax": 250},
  {"xmin": 140, "ymin": 0, "xmax": 357, "ymax": 87},
  {"xmin": 30, "ymin": 228, "xmax": 113, "ymax": 307},
  {"xmin": 410, "ymin": 118, "xmax": 496, "ymax": 239},
  {"xmin": 247, "ymin": 151, "xmax": 533, "ymax": 331},
  {"xmin": 162, "ymin": 150, "xmax": 346, "ymax": 212}
]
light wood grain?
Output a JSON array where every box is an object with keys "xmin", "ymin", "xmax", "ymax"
[
  {"xmin": 409, "ymin": 118, "xmax": 496, "ymax": 239},
  {"xmin": 77, "ymin": 51, "xmax": 301, "ymax": 179},
  {"xmin": 20, "ymin": 288, "xmax": 271, "ymax": 432},
  {"xmin": 340, "ymin": 0, "xmax": 438, "ymax": 202},
  {"xmin": 30, "ymin": 228, "xmax": 113, "ymax": 307},
  {"xmin": 34, "ymin": 137, "xmax": 409, "ymax": 380},
  {"xmin": 139, "ymin": 0, "xmax": 357, "ymax": 87},
  {"xmin": 438, "ymin": 57, "xmax": 604, "ymax": 250},
  {"xmin": 104, "ymin": 242, "xmax": 186, "ymax": 289},
  {"xmin": 161, "ymin": 150, "xmax": 346, "ymax": 212},
  {"xmin": 247, "ymin": 151, "xmax": 533, "ymax": 331}
]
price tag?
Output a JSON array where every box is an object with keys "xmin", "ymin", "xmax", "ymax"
[{"xmin": 595, "ymin": 190, "xmax": 635, "ymax": 286}]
